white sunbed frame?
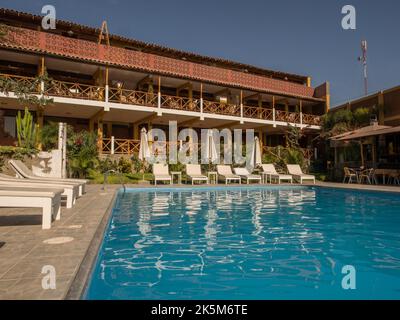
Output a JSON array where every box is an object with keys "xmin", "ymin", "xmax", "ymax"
[
  {"xmin": 0, "ymin": 173, "xmax": 77, "ymax": 208},
  {"xmin": 9, "ymin": 159, "xmax": 87, "ymax": 196},
  {"xmin": 186, "ymin": 164, "xmax": 209, "ymax": 185},
  {"xmin": 286, "ymin": 164, "xmax": 316, "ymax": 184},
  {"xmin": 233, "ymin": 167, "xmax": 261, "ymax": 184},
  {"xmin": 260, "ymin": 164, "xmax": 293, "ymax": 184},
  {"xmin": 0, "ymin": 187, "xmax": 63, "ymax": 229},
  {"xmin": 153, "ymin": 164, "xmax": 172, "ymax": 185},
  {"xmin": 217, "ymin": 165, "xmax": 241, "ymax": 184}
]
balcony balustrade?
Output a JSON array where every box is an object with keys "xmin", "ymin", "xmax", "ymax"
[{"xmin": 0, "ymin": 73, "xmax": 321, "ymax": 126}]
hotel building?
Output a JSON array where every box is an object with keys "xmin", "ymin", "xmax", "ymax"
[{"xmin": 0, "ymin": 8, "xmax": 329, "ymax": 157}]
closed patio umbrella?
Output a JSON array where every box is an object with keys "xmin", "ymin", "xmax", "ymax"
[
  {"xmin": 138, "ymin": 127, "xmax": 151, "ymax": 181},
  {"xmin": 249, "ymin": 136, "xmax": 262, "ymax": 169},
  {"xmin": 205, "ymin": 129, "xmax": 219, "ymax": 164}
]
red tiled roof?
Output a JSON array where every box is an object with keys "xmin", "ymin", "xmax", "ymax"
[
  {"xmin": 0, "ymin": 7, "xmax": 309, "ymax": 84},
  {"xmin": 0, "ymin": 11, "xmax": 324, "ymax": 102}
]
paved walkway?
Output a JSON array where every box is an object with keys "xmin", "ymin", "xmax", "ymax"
[
  {"xmin": 1, "ymin": 181, "xmax": 398, "ymax": 300},
  {"xmin": 0, "ymin": 184, "xmax": 118, "ymax": 300}
]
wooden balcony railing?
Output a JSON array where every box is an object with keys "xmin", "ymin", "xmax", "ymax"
[
  {"xmin": 203, "ymin": 100, "xmax": 241, "ymax": 117},
  {"xmin": 108, "ymin": 88, "xmax": 158, "ymax": 106},
  {"xmin": 242, "ymin": 105, "xmax": 273, "ymax": 120},
  {"xmin": 102, "ymin": 138, "xmax": 141, "ymax": 154},
  {"xmin": 160, "ymin": 95, "xmax": 201, "ymax": 112},
  {"xmin": 0, "ymin": 73, "xmax": 40, "ymax": 93},
  {"xmin": 0, "ymin": 73, "xmax": 321, "ymax": 126},
  {"xmin": 44, "ymin": 79, "xmax": 105, "ymax": 100}
]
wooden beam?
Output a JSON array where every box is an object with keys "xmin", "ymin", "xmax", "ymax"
[
  {"xmin": 136, "ymin": 75, "xmax": 154, "ymax": 91},
  {"xmin": 214, "ymin": 121, "xmax": 240, "ymax": 130},
  {"xmin": 214, "ymin": 88, "xmax": 231, "ymax": 97},
  {"xmin": 133, "ymin": 112, "xmax": 158, "ymax": 125},
  {"xmin": 89, "ymin": 109, "xmax": 105, "ymax": 122},
  {"xmin": 178, "ymin": 117, "xmax": 199, "ymax": 127},
  {"xmin": 243, "ymin": 93, "xmax": 260, "ymax": 101},
  {"xmin": 98, "ymin": 21, "xmax": 110, "ymax": 46}
]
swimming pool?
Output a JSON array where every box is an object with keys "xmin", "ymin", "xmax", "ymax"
[{"xmin": 85, "ymin": 186, "xmax": 400, "ymax": 299}]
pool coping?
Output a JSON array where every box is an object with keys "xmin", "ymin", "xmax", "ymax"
[
  {"xmin": 68, "ymin": 182, "xmax": 400, "ymax": 299},
  {"xmin": 65, "ymin": 188, "xmax": 118, "ymax": 300}
]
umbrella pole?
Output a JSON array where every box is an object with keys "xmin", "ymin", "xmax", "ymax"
[{"xmin": 360, "ymin": 141, "xmax": 365, "ymax": 167}]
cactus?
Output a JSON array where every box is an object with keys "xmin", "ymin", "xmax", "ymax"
[{"xmin": 16, "ymin": 107, "xmax": 38, "ymax": 149}]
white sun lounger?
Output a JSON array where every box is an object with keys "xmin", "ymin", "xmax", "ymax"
[
  {"xmin": 233, "ymin": 167, "xmax": 261, "ymax": 184},
  {"xmin": 0, "ymin": 186, "xmax": 63, "ymax": 229},
  {"xmin": 286, "ymin": 164, "xmax": 315, "ymax": 184},
  {"xmin": 217, "ymin": 165, "xmax": 241, "ymax": 184},
  {"xmin": 186, "ymin": 164, "xmax": 208, "ymax": 185},
  {"xmin": 153, "ymin": 164, "xmax": 172, "ymax": 185},
  {"xmin": 0, "ymin": 173, "xmax": 78, "ymax": 208},
  {"xmin": 9, "ymin": 159, "xmax": 87, "ymax": 196},
  {"xmin": 260, "ymin": 164, "xmax": 293, "ymax": 184}
]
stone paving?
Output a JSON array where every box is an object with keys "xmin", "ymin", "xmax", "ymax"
[
  {"xmin": 0, "ymin": 181, "xmax": 398, "ymax": 300},
  {"xmin": 0, "ymin": 184, "xmax": 119, "ymax": 300}
]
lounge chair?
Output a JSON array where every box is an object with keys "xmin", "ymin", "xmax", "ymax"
[
  {"xmin": 233, "ymin": 167, "xmax": 261, "ymax": 184},
  {"xmin": 216, "ymin": 165, "xmax": 241, "ymax": 184},
  {"xmin": 153, "ymin": 164, "xmax": 172, "ymax": 185},
  {"xmin": 0, "ymin": 186, "xmax": 63, "ymax": 229},
  {"xmin": 286, "ymin": 164, "xmax": 315, "ymax": 184},
  {"xmin": 0, "ymin": 173, "xmax": 78, "ymax": 208},
  {"xmin": 9, "ymin": 160, "xmax": 87, "ymax": 196},
  {"xmin": 260, "ymin": 164, "xmax": 292, "ymax": 184},
  {"xmin": 186, "ymin": 164, "xmax": 208, "ymax": 185}
]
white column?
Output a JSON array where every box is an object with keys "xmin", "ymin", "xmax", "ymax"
[
  {"xmin": 111, "ymin": 136, "xmax": 115, "ymax": 155},
  {"xmin": 240, "ymin": 103, "xmax": 244, "ymax": 124},
  {"xmin": 157, "ymin": 92, "xmax": 162, "ymax": 116},
  {"xmin": 104, "ymin": 84, "xmax": 110, "ymax": 111},
  {"xmin": 200, "ymin": 98, "xmax": 204, "ymax": 120}
]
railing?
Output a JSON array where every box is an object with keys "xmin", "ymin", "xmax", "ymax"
[
  {"xmin": 108, "ymin": 88, "xmax": 158, "ymax": 106},
  {"xmin": 302, "ymin": 113, "xmax": 321, "ymax": 126},
  {"xmin": 242, "ymin": 105, "xmax": 273, "ymax": 120},
  {"xmin": 0, "ymin": 73, "xmax": 321, "ymax": 126},
  {"xmin": 203, "ymin": 100, "xmax": 241, "ymax": 117},
  {"xmin": 44, "ymin": 79, "xmax": 105, "ymax": 100},
  {"xmin": 102, "ymin": 138, "xmax": 140, "ymax": 155},
  {"xmin": 0, "ymin": 73, "xmax": 40, "ymax": 93},
  {"xmin": 160, "ymin": 95, "xmax": 201, "ymax": 112}
]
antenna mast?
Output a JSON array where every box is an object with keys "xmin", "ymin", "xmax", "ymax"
[{"xmin": 358, "ymin": 40, "xmax": 368, "ymax": 96}]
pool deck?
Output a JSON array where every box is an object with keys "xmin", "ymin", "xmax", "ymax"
[{"xmin": 0, "ymin": 181, "xmax": 399, "ymax": 300}]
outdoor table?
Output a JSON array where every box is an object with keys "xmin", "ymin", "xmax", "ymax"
[
  {"xmin": 261, "ymin": 172, "xmax": 271, "ymax": 184},
  {"xmin": 208, "ymin": 171, "xmax": 218, "ymax": 184},
  {"xmin": 170, "ymin": 171, "xmax": 182, "ymax": 184},
  {"xmin": 374, "ymin": 169, "xmax": 399, "ymax": 185}
]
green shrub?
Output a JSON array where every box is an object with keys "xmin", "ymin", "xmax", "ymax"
[
  {"xmin": 117, "ymin": 157, "xmax": 132, "ymax": 174},
  {"xmin": 0, "ymin": 146, "xmax": 37, "ymax": 171},
  {"xmin": 67, "ymin": 130, "xmax": 98, "ymax": 178}
]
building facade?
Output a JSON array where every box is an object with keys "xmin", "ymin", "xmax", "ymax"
[{"xmin": 0, "ymin": 8, "xmax": 329, "ymax": 157}]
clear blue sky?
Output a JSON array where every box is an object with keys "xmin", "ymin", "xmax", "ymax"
[{"xmin": 2, "ymin": 0, "xmax": 400, "ymax": 106}]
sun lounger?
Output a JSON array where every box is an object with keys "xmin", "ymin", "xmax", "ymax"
[
  {"xmin": 0, "ymin": 173, "xmax": 78, "ymax": 208},
  {"xmin": 286, "ymin": 164, "xmax": 315, "ymax": 184},
  {"xmin": 260, "ymin": 164, "xmax": 292, "ymax": 184},
  {"xmin": 233, "ymin": 167, "xmax": 261, "ymax": 184},
  {"xmin": 8, "ymin": 159, "xmax": 87, "ymax": 196},
  {"xmin": 186, "ymin": 164, "xmax": 208, "ymax": 185},
  {"xmin": 0, "ymin": 186, "xmax": 63, "ymax": 229},
  {"xmin": 217, "ymin": 165, "xmax": 241, "ymax": 184},
  {"xmin": 153, "ymin": 164, "xmax": 172, "ymax": 185}
]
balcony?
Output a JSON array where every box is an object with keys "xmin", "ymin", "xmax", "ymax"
[
  {"xmin": 0, "ymin": 73, "xmax": 321, "ymax": 126},
  {"xmin": 101, "ymin": 137, "xmax": 315, "ymax": 159}
]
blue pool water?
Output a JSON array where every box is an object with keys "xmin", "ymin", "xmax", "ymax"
[{"xmin": 85, "ymin": 186, "xmax": 400, "ymax": 299}]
